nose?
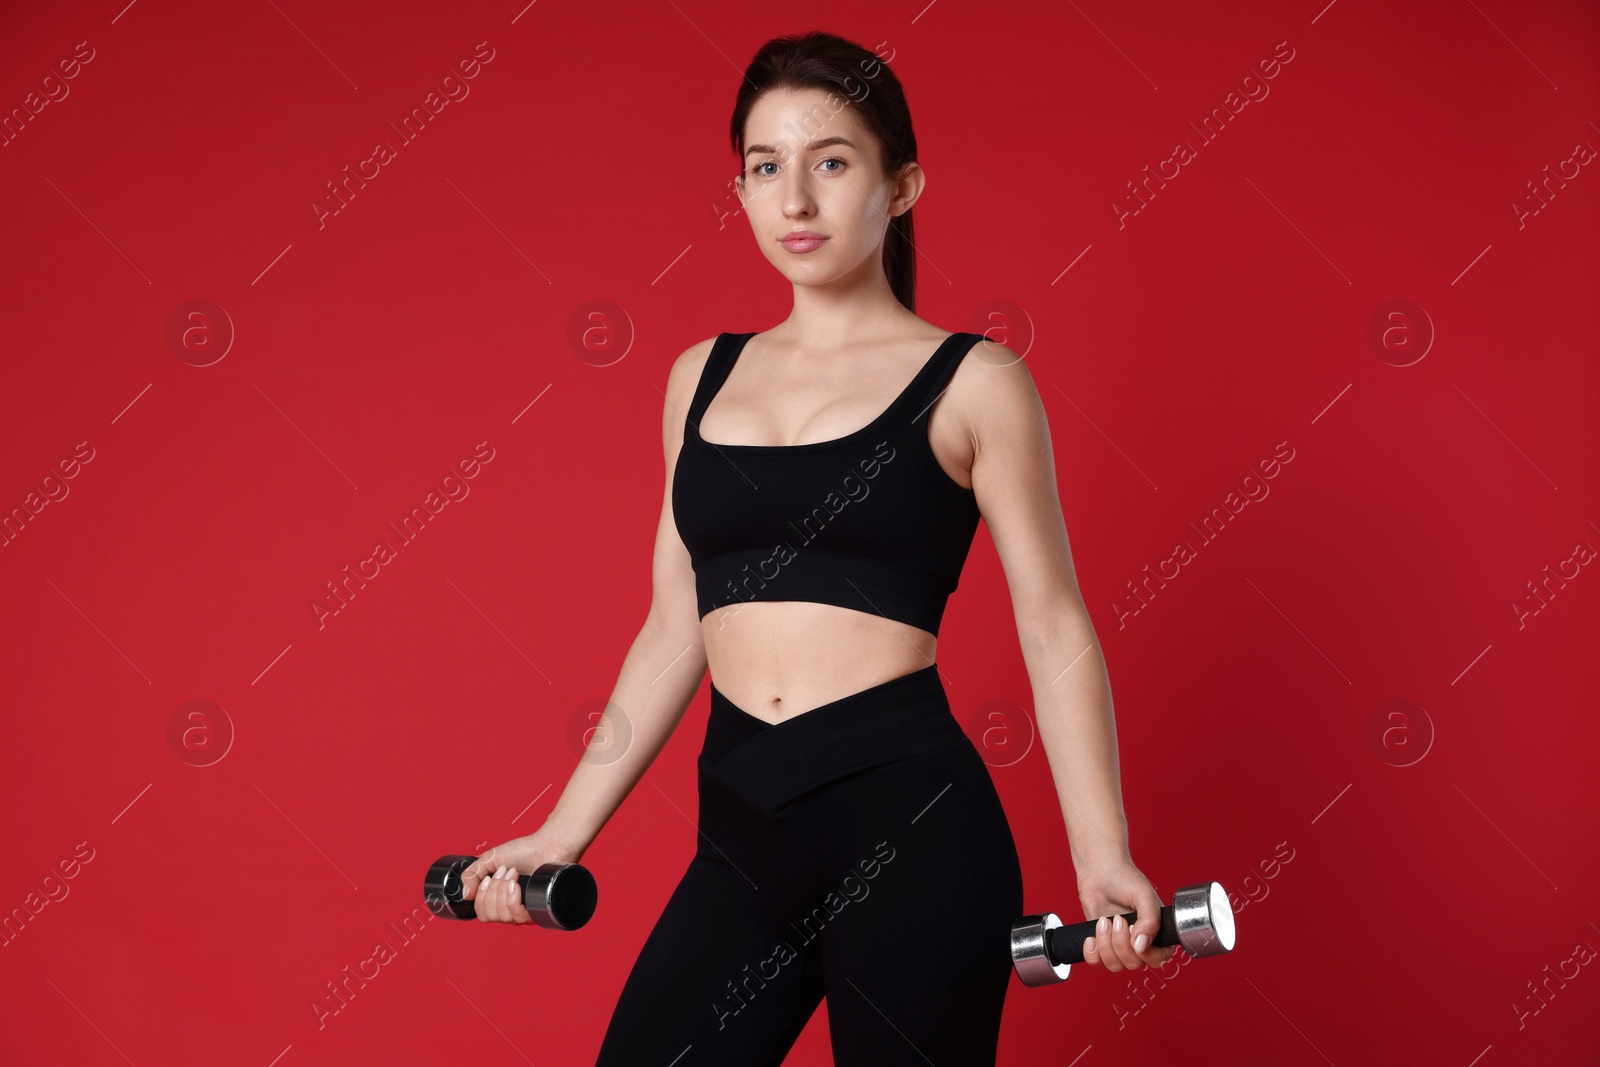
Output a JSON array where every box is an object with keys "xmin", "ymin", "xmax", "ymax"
[{"xmin": 780, "ymin": 167, "xmax": 816, "ymax": 218}]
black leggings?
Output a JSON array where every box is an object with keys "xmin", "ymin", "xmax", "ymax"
[{"xmin": 594, "ymin": 663, "xmax": 1025, "ymax": 1066}]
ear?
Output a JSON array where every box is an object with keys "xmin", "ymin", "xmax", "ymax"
[{"xmin": 888, "ymin": 161, "xmax": 925, "ymax": 218}]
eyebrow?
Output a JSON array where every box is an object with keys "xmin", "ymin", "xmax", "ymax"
[{"xmin": 743, "ymin": 136, "xmax": 858, "ymax": 158}]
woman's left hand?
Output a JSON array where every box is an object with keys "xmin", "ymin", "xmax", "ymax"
[{"xmin": 1077, "ymin": 854, "xmax": 1177, "ymax": 971}]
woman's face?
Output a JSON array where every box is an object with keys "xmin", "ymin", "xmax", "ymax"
[{"xmin": 736, "ymin": 87, "xmax": 922, "ymax": 292}]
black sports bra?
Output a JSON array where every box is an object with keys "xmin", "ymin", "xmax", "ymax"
[{"xmin": 672, "ymin": 330, "xmax": 986, "ymax": 636}]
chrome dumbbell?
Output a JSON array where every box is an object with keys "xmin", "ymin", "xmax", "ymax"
[
  {"xmin": 423, "ymin": 854, "xmax": 598, "ymax": 930},
  {"xmin": 1012, "ymin": 880, "xmax": 1235, "ymax": 986}
]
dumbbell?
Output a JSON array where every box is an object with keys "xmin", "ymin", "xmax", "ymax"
[
  {"xmin": 423, "ymin": 854, "xmax": 598, "ymax": 930},
  {"xmin": 1011, "ymin": 880, "xmax": 1235, "ymax": 986}
]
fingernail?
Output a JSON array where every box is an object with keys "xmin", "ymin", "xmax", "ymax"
[
  {"xmin": 1084, "ymin": 936, "xmax": 1095, "ymax": 954},
  {"xmin": 1134, "ymin": 933, "xmax": 1148, "ymax": 952},
  {"xmin": 1097, "ymin": 916, "xmax": 1108, "ymax": 934}
]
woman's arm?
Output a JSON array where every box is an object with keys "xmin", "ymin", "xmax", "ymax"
[
  {"xmin": 536, "ymin": 339, "xmax": 716, "ymax": 857},
  {"xmin": 535, "ymin": 617, "xmax": 706, "ymax": 857},
  {"xmin": 960, "ymin": 339, "xmax": 1174, "ymax": 971},
  {"xmin": 465, "ymin": 341, "xmax": 716, "ymax": 922}
]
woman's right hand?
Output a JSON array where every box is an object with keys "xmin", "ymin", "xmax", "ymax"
[{"xmin": 458, "ymin": 830, "xmax": 586, "ymax": 925}]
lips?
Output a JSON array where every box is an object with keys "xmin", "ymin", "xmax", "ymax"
[{"xmin": 780, "ymin": 232, "xmax": 827, "ymax": 252}]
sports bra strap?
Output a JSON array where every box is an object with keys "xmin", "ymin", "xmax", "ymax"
[
  {"xmin": 686, "ymin": 332, "xmax": 749, "ymax": 429},
  {"xmin": 903, "ymin": 332, "xmax": 984, "ymax": 428}
]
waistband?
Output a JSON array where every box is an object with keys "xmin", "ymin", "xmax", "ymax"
[{"xmin": 698, "ymin": 663, "xmax": 970, "ymax": 817}]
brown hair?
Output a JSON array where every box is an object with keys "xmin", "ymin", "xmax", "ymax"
[{"xmin": 730, "ymin": 31, "xmax": 920, "ymax": 312}]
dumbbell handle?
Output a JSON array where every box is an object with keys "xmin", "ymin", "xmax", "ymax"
[
  {"xmin": 1049, "ymin": 906, "xmax": 1179, "ymax": 965},
  {"xmin": 423, "ymin": 854, "xmax": 598, "ymax": 930}
]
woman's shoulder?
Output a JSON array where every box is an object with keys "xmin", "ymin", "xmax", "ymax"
[
  {"xmin": 663, "ymin": 334, "xmax": 727, "ymax": 414},
  {"xmin": 668, "ymin": 333, "xmax": 724, "ymax": 377}
]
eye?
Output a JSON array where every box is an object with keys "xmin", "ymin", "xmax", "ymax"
[{"xmin": 750, "ymin": 157, "xmax": 848, "ymax": 178}]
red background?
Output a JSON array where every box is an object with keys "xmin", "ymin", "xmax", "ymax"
[{"xmin": 3, "ymin": 1, "xmax": 1597, "ymax": 1063}]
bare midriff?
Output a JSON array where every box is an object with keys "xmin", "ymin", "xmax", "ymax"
[{"xmin": 702, "ymin": 601, "xmax": 936, "ymax": 724}]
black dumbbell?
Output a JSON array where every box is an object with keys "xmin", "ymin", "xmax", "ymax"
[
  {"xmin": 1011, "ymin": 880, "xmax": 1235, "ymax": 985},
  {"xmin": 423, "ymin": 854, "xmax": 598, "ymax": 930}
]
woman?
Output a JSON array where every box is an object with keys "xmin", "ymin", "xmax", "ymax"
[{"xmin": 463, "ymin": 30, "xmax": 1174, "ymax": 1065}]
